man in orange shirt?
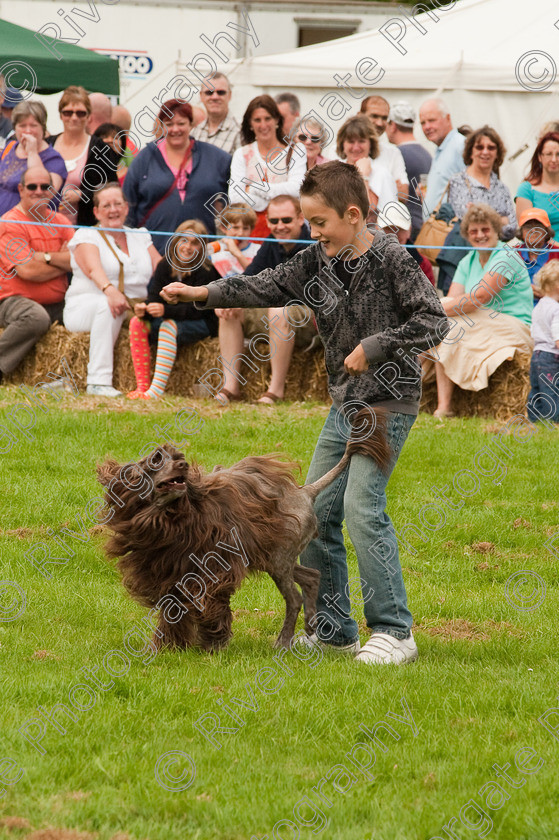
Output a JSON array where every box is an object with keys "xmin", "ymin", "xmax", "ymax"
[{"xmin": 0, "ymin": 165, "xmax": 72, "ymax": 380}]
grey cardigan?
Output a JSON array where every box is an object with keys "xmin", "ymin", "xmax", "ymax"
[{"xmin": 198, "ymin": 230, "xmax": 450, "ymax": 414}]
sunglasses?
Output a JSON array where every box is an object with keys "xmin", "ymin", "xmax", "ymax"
[
  {"xmin": 268, "ymin": 216, "xmax": 294, "ymax": 225},
  {"xmin": 24, "ymin": 183, "xmax": 51, "ymax": 191},
  {"xmin": 61, "ymin": 109, "xmax": 88, "ymax": 118},
  {"xmin": 201, "ymin": 89, "xmax": 228, "ymax": 97},
  {"xmin": 298, "ymin": 134, "xmax": 322, "ymax": 144}
]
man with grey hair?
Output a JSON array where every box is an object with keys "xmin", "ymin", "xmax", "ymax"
[
  {"xmin": 275, "ymin": 92, "xmax": 300, "ymax": 137},
  {"xmin": 386, "ymin": 101, "xmax": 432, "ymax": 241},
  {"xmin": 191, "ymin": 73, "xmax": 240, "ymax": 155},
  {"xmin": 419, "ymin": 97, "xmax": 465, "ymax": 217}
]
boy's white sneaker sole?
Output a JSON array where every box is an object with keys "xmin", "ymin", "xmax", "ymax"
[
  {"xmin": 297, "ymin": 633, "xmax": 361, "ymax": 655},
  {"xmin": 355, "ymin": 632, "xmax": 418, "ymax": 665}
]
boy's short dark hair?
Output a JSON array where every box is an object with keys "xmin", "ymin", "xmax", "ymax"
[{"xmin": 300, "ymin": 160, "xmax": 369, "ymax": 220}]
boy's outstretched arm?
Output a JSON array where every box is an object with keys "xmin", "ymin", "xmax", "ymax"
[
  {"xmin": 161, "ymin": 282, "xmax": 209, "ymax": 304},
  {"xmin": 161, "ymin": 247, "xmax": 315, "ymax": 311}
]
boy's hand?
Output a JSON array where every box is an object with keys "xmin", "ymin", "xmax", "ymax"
[
  {"xmin": 161, "ymin": 282, "xmax": 208, "ymax": 304},
  {"xmin": 344, "ymin": 344, "xmax": 369, "ymax": 375}
]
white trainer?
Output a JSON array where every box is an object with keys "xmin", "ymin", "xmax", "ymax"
[
  {"xmin": 355, "ymin": 632, "xmax": 418, "ymax": 665},
  {"xmin": 86, "ymin": 385, "xmax": 122, "ymax": 397},
  {"xmin": 297, "ymin": 633, "xmax": 361, "ymax": 655}
]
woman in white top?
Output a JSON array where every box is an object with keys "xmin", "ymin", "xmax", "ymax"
[
  {"xmin": 336, "ymin": 115, "xmax": 398, "ymax": 223},
  {"xmin": 228, "ymin": 95, "xmax": 306, "ymax": 239},
  {"xmin": 64, "ymin": 183, "xmax": 161, "ymax": 396}
]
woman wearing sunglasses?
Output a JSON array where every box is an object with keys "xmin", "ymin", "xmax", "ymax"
[
  {"xmin": 48, "ymin": 86, "xmax": 120, "ymax": 226},
  {"xmin": 448, "ymin": 126, "xmax": 516, "ymax": 238},
  {"xmin": 292, "ymin": 117, "xmax": 330, "ymax": 170},
  {"xmin": 0, "ymin": 100, "xmax": 67, "ymax": 216}
]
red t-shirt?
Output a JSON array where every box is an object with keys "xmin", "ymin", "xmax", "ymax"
[{"xmin": 0, "ymin": 206, "xmax": 73, "ymax": 305}]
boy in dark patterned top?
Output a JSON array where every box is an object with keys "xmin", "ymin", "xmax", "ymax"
[{"xmin": 162, "ymin": 161, "xmax": 449, "ymax": 665}]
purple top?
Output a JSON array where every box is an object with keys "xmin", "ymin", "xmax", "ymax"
[{"xmin": 0, "ymin": 143, "xmax": 68, "ymax": 216}]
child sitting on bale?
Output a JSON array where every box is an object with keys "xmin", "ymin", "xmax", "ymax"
[
  {"xmin": 210, "ymin": 203, "xmax": 259, "ymax": 278},
  {"xmin": 126, "ymin": 220, "xmax": 219, "ymax": 399}
]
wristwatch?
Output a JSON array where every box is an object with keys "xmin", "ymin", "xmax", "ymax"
[{"xmin": 44, "ymin": 252, "xmax": 52, "ymax": 264}]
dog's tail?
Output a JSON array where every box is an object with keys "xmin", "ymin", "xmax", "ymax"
[{"xmin": 305, "ymin": 407, "xmax": 392, "ymax": 501}]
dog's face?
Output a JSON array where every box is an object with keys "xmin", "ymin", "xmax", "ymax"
[
  {"xmin": 150, "ymin": 447, "xmax": 189, "ymax": 506},
  {"xmin": 97, "ymin": 445, "xmax": 190, "ymax": 510}
]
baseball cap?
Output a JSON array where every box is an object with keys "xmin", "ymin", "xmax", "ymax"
[
  {"xmin": 518, "ymin": 208, "xmax": 551, "ymax": 228},
  {"xmin": 378, "ymin": 202, "xmax": 412, "ymax": 231},
  {"xmin": 2, "ymin": 87, "xmax": 24, "ymax": 110},
  {"xmin": 388, "ymin": 101, "xmax": 416, "ymax": 128}
]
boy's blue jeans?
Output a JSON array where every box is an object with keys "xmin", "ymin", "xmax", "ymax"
[{"xmin": 300, "ymin": 406, "xmax": 415, "ymax": 646}]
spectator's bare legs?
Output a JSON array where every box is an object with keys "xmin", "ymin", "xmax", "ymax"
[
  {"xmin": 434, "ymin": 361, "xmax": 455, "ymax": 417},
  {"xmin": 259, "ymin": 307, "xmax": 294, "ymax": 403},
  {"xmin": 217, "ymin": 309, "xmax": 244, "ymax": 400}
]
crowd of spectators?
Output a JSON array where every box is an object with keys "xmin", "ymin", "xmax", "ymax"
[{"xmin": 0, "ymin": 73, "xmax": 557, "ymax": 420}]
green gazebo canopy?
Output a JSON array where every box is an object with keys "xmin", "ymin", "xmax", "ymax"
[{"xmin": 0, "ymin": 17, "xmax": 119, "ymax": 95}]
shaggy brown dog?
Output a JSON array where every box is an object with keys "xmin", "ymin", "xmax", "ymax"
[{"xmin": 97, "ymin": 408, "xmax": 390, "ymax": 652}]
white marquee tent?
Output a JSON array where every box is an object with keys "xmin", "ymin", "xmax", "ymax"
[{"xmin": 226, "ymin": 0, "xmax": 559, "ymax": 190}]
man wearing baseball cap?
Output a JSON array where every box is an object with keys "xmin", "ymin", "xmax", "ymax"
[
  {"xmin": 515, "ymin": 207, "xmax": 559, "ymax": 290},
  {"xmin": 386, "ymin": 101, "xmax": 432, "ymax": 242},
  {"xmin": 379, "ymin": 202, "xmax": 435, "ymax": 286}
]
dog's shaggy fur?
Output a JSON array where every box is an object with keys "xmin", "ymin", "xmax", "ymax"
[{"xmin": 98, "ymin": 408, "xmax": 391, "ymax": 651}]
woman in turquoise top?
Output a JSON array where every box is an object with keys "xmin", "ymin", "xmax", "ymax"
[
  {"xmin": 515, "ymin": 131, "xmax": 559, "ymax": 231},
  {"xmin": 425, "ymin": 203, "xmax": 533, "ymax": 417}
]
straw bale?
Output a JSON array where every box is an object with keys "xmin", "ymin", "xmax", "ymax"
[
  {"xmin": 2, "ymin": 325, "xmax": 529, "ymax": 417},
  {"xmin": 420, "ymin": 352, "xmax": 532, "ymax": 421},
  {"xmin": 2, "ymin": 324, "xmax": 329, "ymax": 402}
]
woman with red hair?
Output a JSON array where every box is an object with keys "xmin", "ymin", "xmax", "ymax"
[
  {"xmin": 123, "ymin": 99, "xmax": 231, "ymax": 254},
  {"xmin": 516, "ymin": 131, "xmax": 559, "ymax": 232}
]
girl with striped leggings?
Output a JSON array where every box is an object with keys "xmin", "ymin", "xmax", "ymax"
[{"xmin": 127, "ymin": 220, "xmax": 219, "ymax": 399}]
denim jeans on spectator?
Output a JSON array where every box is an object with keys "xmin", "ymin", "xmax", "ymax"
[
  {"xmin": 527, "ymin": 349, "xmax": 559, "ymax": 423},
  {"xmin": 300, "ymin": 406, "xmax": 415, "ymax": 646}
]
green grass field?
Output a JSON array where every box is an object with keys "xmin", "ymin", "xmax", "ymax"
[{"xmin": 0, "ymin": 389, "xmax": 557, "ymax": 840}]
